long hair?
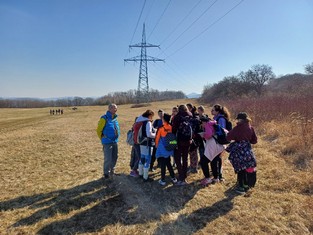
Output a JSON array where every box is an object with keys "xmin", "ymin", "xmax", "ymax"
[
  {"xmin": 213, "ymin": 104, "xmax": 231, "ymax": 120},
  {"xmin": 142, "ymin": 109, "xmax": 154, "ymax": 118},
  {"xmin": 178, "ymin": 104, "xmax": 188, "ymax": 113}
]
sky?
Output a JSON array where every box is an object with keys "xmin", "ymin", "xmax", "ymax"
[{"xmin": 1, "ymin": 0, "xmax": 313, "ymax": 99}]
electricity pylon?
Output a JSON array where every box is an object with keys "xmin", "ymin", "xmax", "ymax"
[{"xmin": 124, "ymin": 23, "xmax": 164, "ymax": 103}]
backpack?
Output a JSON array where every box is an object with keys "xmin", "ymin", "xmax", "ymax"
[
  {"xmin": 137, "ymin": 121, "xmax": 154, "ymax": 146},
  {"xmin": 216, "ymin": 116, "xmax": 232, "ymax": 131},
  {"xmin": 137, "ymin": 122, "xmax": 147, "ymax": 145},
  {"xmin": 133, "ymin": 121, "xmax": 143, "ymax": 144},
  {"xmin": 126, "ymin": 129, "xmax": 134, "ymax": 146},
  {"xmin": 213, "ymin": 124, "xmax": 230, "ymax": 145},
  {"xmin": 163, "ymin": 127, "xmax": 177, "ymax": 151},
  {"xmin": 177, "ymin": 115, "xmax": 193, "ymax": 141}
]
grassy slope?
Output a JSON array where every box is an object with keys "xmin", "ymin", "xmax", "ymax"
[{"xmin": 0, "ymin": 100, "xmax": 312, "ymax": 235}]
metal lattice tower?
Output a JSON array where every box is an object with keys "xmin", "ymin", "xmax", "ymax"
[{"xmin": 124, "ymin": 23, "xmax": 164, "ymax": 103}]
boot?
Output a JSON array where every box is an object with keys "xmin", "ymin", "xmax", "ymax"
[
  {"xmin": 138, "ymin": 163, "xmax": 143, "ymax": 178},
  {"xmin": 143, "ymin": 167, "xmax": 153, "ymax": 182}
]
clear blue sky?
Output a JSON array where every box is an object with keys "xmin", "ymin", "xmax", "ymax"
[{"xmin": 1, "ymin": 0, "xmax": 312, "ymax": 98}]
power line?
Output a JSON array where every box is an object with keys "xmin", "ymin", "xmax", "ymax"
[
  {"xmin": 159, "ymin": 0, "xmax": 203, "ymax": 45},
  {"xmin": 166, "ymin": 0, "xmax": 245, "ymax": 59},
  {"xmin": 159, "ymin": 0, "xmax": 219, "ymax": 56},
  {"xmin": 143, "ymin": 0, "xmax": 156, "ymax": 23},
  {"xmin": 147, "ymin": 0, "xmax": 172, "ymax": 40},
  {"xmin": 125, "ymin": 0, "xmax": 147, "ymax": 57}
]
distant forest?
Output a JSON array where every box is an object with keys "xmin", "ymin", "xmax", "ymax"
[
  {"xmin": 0, "ymin": 89, "xmax": 186, "ymax": 108},
  {"xmin": 1, "ymin": 63, "xmax": 313, "ymax": 108}
]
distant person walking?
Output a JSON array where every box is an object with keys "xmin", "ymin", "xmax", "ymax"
[{"xmin": 97, "ymin": 104, "xmax": 120, "ymax": 179}]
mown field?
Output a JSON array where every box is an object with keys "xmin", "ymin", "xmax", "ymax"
[{"xmin": 0, "ymin": 99, "xmax": 312, "ymax": 235}]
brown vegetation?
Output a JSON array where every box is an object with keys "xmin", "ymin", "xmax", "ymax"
[{"xmin": 0, "ymin": 99, "xmax": 312, "ymax": 234}]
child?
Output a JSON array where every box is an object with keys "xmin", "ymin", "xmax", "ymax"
[
  {"xmin": 199, "ymin": 117, "xmax": 220, "ymax": 186},
  {"xmin": 155, "ymin": 113, "xmax": 178, "ymax": 186},
  {"xmin": 226, "ymin": 112, "xmax": 258, "ymax": 194}
]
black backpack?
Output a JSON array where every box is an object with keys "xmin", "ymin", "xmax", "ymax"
[
  {"xmin": 177, "ymin": 116, "xmax": 193, "ymax": 141},
  {"xmin": 163, "ymin": 127, "xmax": 177, "ymax": 151},
  {"xmin": 213, "ymin": 124, "xmax": 230, "ymax": 145}
]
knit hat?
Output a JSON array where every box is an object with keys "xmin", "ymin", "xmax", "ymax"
[
  {"xmin": 236, "ymin": 112, "xmax": 248, "ymax": 120},
  {"xmin": 163, "ymin": 113, "xmax": 171, "ymax": 123}
]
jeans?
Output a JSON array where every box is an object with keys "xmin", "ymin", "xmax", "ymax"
[{"xmin": 103, "ymin": 143, "xmax": 118, "ymax": 175}]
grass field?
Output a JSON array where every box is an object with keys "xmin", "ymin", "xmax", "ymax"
[{"xmin": 0, "ymin": 99, "xmax": 312, "ymax": 235}]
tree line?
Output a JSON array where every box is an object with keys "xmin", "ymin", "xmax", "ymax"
[
  {"xmin": 199, "ymin": 63, "xmax": 313, "ymax": 103},
  {"xmin": 0, "ymin": 89, "xmax": 186, "ymax": 108}
]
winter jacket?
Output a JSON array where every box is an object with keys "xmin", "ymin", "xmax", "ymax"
[
  {"xmin": 155, "ymin": 122, "xmax": 174, "ymax": 158},
  {"xmin": 226, "ymin": 121, "xmax": 257, "ymax": 144},
  {"xmin": 97, "ymin": 111, "xmax": 120, "ymax": 144}
]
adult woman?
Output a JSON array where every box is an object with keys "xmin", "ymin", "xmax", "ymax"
[
  {"xmin": 171, "ymin": 105, "xmax": 193, "ymax": 185},
  {"xmin": 137, "ymin": 110, "xmax": 156, "ymax": 182},
  {"xmin": 210, "ymin": 104, "xmax": 231, "ymax": 182}
]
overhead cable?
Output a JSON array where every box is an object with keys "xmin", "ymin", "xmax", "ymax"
[
  {"xmin": 147, "ymin": 0, "xmax": 172, "ymax": 40},
  {"xmin": 166, "ymin": 0, "xmax": 245, "ymax": 59},
  {"xmin": 160, "ymin": 0, "xmax": 203, "ymax": 45},
  {"xmin": 159, "ymin": 0, "xmax": 219, "ymax": 56}
]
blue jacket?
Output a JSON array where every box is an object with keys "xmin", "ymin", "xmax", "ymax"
[{"xmin": 99, "ymin": 111, "xmax": 120, "ymax": 144}]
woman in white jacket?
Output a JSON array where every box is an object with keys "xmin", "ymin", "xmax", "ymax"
[{"xmin": 137, "ymin": 110, "xmax": 156, "ymax": 182}]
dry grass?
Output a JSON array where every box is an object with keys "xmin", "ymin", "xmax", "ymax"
[{"xmin": 0, "ymin": 99, "xmax": 312, "ymax": 235}]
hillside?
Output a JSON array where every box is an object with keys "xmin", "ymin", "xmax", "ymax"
[
  {"xmin": 0, "ymin": 99, "xmax": 312, "ymax": 234},
  {"xmin": 267, "ymin": 73, "xmax": 313, "ymax": 95}
]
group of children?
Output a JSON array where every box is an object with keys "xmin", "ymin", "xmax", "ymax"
[{"xmin": 128, "ymin": 103, "xmax": 258, "ymax": 194}]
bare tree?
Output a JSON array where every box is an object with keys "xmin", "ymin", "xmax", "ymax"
[
  {"xmin": 304, "ymin": 62, "xmax": 313, "ymax": 74},
  {"xmin": 245, "ymin": 64, "xmax": 275, "ymax": 96}
]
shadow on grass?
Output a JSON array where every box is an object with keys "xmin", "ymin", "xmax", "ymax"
[
  {"xmin": 36, "ymin": 174, "xmax": 203, "ymax": 234},
  {"xmin": 153, "ymin": 186, "xmax": 240, "ymax": 235},
  {"xmin": 1, "ymin": 174, "xmax": 236, "ymax": 234},
  {"xmin": 0, "ymin": 179, "xmax": 114, "ymax": 228}
]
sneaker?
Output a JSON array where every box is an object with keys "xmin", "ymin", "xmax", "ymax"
[
  {"xmin": 235, "ymin": 186, "xmax": 246, "ymax": 194},
  {"xmin": 129, "ymin": 170, "xmax": 139, "ymax": 177},
  {"xmin": 200, "ymin": 178, "xmax": 213, "ymax": 186},
  {"xmin": 176, "ymin": 180, "xmax": 188, "ymax": 186},
  {"xmin": 171, "ymin": 178, "xmax": 178, "ymax": 184},
  {"xmin": 190, "ymin": 167, "xmax": 198, "ymax": 174},
  {"xmin": 212, "ymin": 178, "xmax": 220, "ymax": 184},
  {"xmin": 158, "ymin": 179, "xmax": 166, "ymax": 186},
  {"xmin": 143, "ymin": 177, "xmax": 154, "ymax": 182}
]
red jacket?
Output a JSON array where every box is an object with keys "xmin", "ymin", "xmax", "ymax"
[{"xmin": 226, "ymin": 121, "xmax": 257, "ymax": 144}]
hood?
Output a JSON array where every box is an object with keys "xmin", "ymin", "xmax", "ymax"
[{"xmin": 135, "ymin": 115, "xmax": 149, "ymax": 123}]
